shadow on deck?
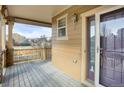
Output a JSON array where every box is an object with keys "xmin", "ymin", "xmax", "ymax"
[{"xmin": 1, "ymin": 60, "xmax": 86, "ymax": 87}]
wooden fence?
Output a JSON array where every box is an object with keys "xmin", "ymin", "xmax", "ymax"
[{"xmin": 13, "ymin": 48, "xmax": 51, "ymax": 63}]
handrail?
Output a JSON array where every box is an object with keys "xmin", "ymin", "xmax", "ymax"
[
  {"xmin": 13, "ymin": 48, "xmax": 51, "ymax": 63},
  {"xmin": 14, "ymin": 48, "xmax": 51, "ymax": 51}
]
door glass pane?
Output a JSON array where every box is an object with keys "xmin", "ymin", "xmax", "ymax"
[
  {"xmin": 89, "ymin": 20, "xmax": 95, "ymax": 72},
  {"xmin": 87, "ymin": 16, "xmax": 95, "ymax": 81},
  {"xmin": 100, "ymin": 8, "xmax": 124, "ymax": 87}
]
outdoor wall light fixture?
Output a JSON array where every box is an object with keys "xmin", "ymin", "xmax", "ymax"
[{"xmin": 71, "ymin": 13, "xmax": 78, "ymax": 23}]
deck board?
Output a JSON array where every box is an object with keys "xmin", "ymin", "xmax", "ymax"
[
  {"xmin": 21, "ymin": 63, "xmax": 31, "ymax": 87},
  {"xmin": 30, "ymin": 62, "xmax": 59, "ymax": 87},
  {"xmin": 13, "ymin": 64, "xmax": 20, "ymax": 87},
  {"xmin": 2, "ymin": 61, "xmax": 85, "ymax": 87},
  {"xmin": 18, "ymin": 63, "xmax": 25, "ymax": 87},
  {"xmin": 28, "ymin": 63, "xmax": 51, "ymax": 87},
  {"xmin": 8, "ymin": 66, "xmax": 14, "ymax": 87},
  {"xmin": 23, "ymin": 62, "xmax": 35, "ymax": 87}
]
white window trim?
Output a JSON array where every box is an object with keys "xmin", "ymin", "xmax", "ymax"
[{"xmin": 56, "ymin": 14, "xmax": 68, "ymax": 40}]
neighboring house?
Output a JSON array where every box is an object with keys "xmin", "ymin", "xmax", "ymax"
[
  {"xmin": 12, "ymin": 33, "xmax": 52, "ymax": 47},
  {"xmin": 13, "ymin": 33, "xmax": 26, "ymax": 44},
  {"xmin": 29, "ymin": 36, "xmax": 52, "ymax": 48},
  {"xmin": 12, "ymin": 33, "xmax": 31, "ymax": 46}
]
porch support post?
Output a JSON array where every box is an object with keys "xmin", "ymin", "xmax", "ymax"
[
  {"xmin": 0, "ymin": 7, "xmax": 7, "ymax": 82},
  {"xmin": 1, "ymin": 17, "xmax": 7, "ymax": 67},
  {"xmin": 6, "ymin": 18, "xmax": 14, "ymax": 66}
]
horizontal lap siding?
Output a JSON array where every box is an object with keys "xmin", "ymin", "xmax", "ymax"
[{"xmin": 52, "ymin": 5, "xmax": 99, "ymax": 80}]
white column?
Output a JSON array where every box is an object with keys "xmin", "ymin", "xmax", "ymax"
[
  {"xmin": 7, "ymin": 20, "xmax": 14, "ymax": 49},
  {"xmin": 6, "ymin": 18, "xmax": 14, "ymax": 66},
  {"xmin": 1, "ymin": 18, "xmax": 6, "ymax": 50},
  {"xmin": 1, "ymin": 17, "xmax": 7, "ymax": 67}
]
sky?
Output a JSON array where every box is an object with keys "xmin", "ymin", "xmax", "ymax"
[{"xmin": 12, "ymin": 23, "xmax": 52, "ymax": 39}]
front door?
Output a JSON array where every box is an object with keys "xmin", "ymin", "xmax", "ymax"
[
  {"xmin": 100, "ymin": 8, "xmax": 124, "ymax": 87},
  {"xmin": 87, "ymin": 16, "xmax": 95, "ymax": 81}
]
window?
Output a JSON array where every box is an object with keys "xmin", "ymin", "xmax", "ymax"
[{"xmin": 57, "ymin": 14, "xmax": 68, "ymax": 40}]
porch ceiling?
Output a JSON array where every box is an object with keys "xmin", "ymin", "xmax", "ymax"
[{"xmin": 6, "ymin": 5, "xmax": 70, "ymax": 27}]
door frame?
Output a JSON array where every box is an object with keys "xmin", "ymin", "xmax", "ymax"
[{"xmin": 80, "ymin": 5, "xmax": 124, "ymax": 87}]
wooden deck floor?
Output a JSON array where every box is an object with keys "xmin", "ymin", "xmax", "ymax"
[{"xmin": 1, "ymin": 61, "xmax": 85, "ymax": 87}]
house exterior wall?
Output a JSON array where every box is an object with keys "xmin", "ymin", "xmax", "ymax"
[{"xmin": 52, "ymin": 5, "xmax": 99, "ymax": 80}]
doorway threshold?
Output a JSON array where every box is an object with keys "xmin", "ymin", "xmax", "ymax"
[{"xmin": 82, "ymin": 80, "xmax": 95, "ymax": 87}]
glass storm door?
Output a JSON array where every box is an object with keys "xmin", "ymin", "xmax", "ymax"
[
  {"xmin": 87, "ymin": 16, "xmax": 95, "ymax": 81},
  {"xmin": 100, "ymin": 8, "xmax": 124, "ymax": 87}
]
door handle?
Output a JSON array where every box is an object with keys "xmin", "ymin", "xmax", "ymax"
[
  {"xmin": 100, "ymin": 48, "xmax": 104, "ymax": 67},
  {"xmin": 100, "ymin": 48, "xmax": 103, "ymax": 55}
]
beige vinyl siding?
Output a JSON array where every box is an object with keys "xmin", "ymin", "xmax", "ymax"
[{"xmin": 52, "ymin": 5, "xmax": 99, "ymax": 80}]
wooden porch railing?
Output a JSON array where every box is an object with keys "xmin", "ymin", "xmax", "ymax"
[
  {"xmin": 13, "ymin": 48, "xmax": 51, "ymax": 63},
  {"xmin": 0, "ymin": 50, "xmax": 5, "ymax": 83}
]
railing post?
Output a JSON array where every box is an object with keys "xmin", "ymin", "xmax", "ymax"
[
  {"xmin": 6, "ymin": 48, "xmax": 14, "ymax": 66},
  {"xmin": 0, "ymin": 50, "xmax": 6, "ymax": 83},
  {"xmin": 43, "ymin": 48, "xmax": 47, "ymax": 60},
  {"xmin": 0, "ymin": 51, "xmax": 3, "ymax": 83}
]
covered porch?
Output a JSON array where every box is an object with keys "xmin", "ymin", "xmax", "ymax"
[
  {"xmin": 2, "ymin": 5, "xmax": 124, "ymax": 87},
  {"xmin": 1, "ymin": 5, "xmax": 84, "ymax": 87}
]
